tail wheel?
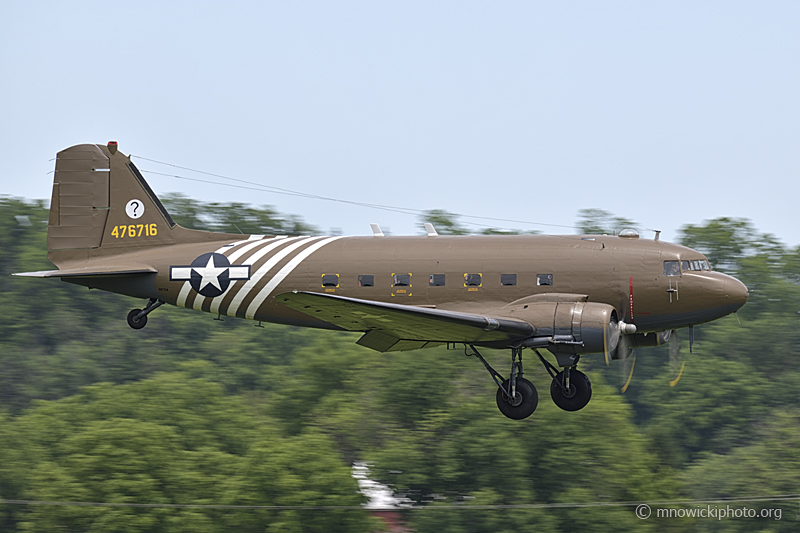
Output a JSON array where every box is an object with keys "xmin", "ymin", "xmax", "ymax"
[
  {"xmin": 496, "ymin": 377, "xmax": 538, "ymax": 420},
  {"xmin": 127, "ymin": 309, "xmax": 147, "ymax": 329},
  {"xmin": 550, "ymin": 369, "xmax": 592, "ymax": 411}
]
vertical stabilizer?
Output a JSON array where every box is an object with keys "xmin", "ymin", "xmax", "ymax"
[
  {"xmin": 46, "ymin": 142, "xmax": 245, "ymax": 269},
  {"xmin": 47, "ymin": 142, "xmax": 180, "ymax": 267}
]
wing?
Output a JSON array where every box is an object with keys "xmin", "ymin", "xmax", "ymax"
[
  {"xmin": 275, "ymin": 291, "xmax": 533, "ymax": 352},
  {"xmin": 13, "ymin": 265, "xmax": 156, "ymax": 278}
]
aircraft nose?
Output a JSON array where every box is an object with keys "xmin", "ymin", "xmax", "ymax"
[{"xmin": 725, "ymin": 276, "xmax": 749, "ymax": 310}]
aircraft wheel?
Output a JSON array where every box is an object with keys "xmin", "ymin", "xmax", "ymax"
[
  {"xmin": 550, "ymin": 369, "xmax": 592, "ymax": 411},
  {"xmin": 127, "ymin": 309, "xmax": 147, "ymax": 330},
  {"xmin": 496, "ymin": 377, "xmax": 538, "ymax": 420}
]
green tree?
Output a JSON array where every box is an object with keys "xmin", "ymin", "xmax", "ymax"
[
  {"xmin": 417, "ymin": 209, "xmax": 539, "ymax": 236},
  {"xmin": 161, "ymin": 193, "xmax": 317, "ymax": 235},
  {"xmin": 677, "ymin": 217, "xmax": 783, "ymax": 275},
  {"xmin": 679, "ymin": 409, "xmax": 800, "ymax": 532},
  {"xmin": 3, "ymin": 373, "xmax": 372, "ymax": 533},
  {"xmin": 417, "ymin": 209, "xmax": 470, "ymax": 235},
  {"xmin": 575, "ymin": 208, "xmax": 638, "ymax": 236}
]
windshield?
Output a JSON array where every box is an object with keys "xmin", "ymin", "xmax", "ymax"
[{"xmin": 664, "ymin": 259, "xmax": 711, "ymax": 276}]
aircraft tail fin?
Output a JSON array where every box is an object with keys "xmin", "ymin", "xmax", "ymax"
[{"xmin": 46, "ymin": 142, "xmax": 238, "ymax": 269}]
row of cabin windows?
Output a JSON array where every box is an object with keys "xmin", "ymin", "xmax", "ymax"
[{"xmin": 322, "ymin": 273, "xmax": 555, "ymax": 288}]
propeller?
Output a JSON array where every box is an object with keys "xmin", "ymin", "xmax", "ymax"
[{"xmin": 609, "ymin": 328, "xmax": 684, "ymax": 393}]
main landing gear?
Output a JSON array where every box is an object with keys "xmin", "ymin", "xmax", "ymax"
[
  {"xmin": 126, "ymin": 298, "xmax": 165, "ymax": 329},
  {"xmin": 466, "ymin": 345, "xmax": 592, "ymax": 419}
]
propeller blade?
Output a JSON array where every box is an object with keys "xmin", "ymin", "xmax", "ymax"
[
  {"xmin": 669, "ymin": 361, "xmax": 686, "ymax": 387},
  {"xmin": 621, "ymin": 352, "xmax": 637, "ymax": 393},
  {"xmin": 668, "ymin": 329, "xmax": 685, "ymax": 387}
]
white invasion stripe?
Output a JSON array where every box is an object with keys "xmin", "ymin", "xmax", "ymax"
[
  {"xmin": 226, "ymin": 237, "xmax": 324, "ymax": 318},
  {"xmin": 209, "ymin": 236, "xmax": 305, "ymax": 315},
  {"xmin": 245, "ymin": 236, "xmax": 344, "ymax": 320},
  {"xmin": 177, "ymin": 282, "xmax": 193, "ymax": 308},
  {"xmin": 243, "ymin": 236, "xmax": 306, "ymax": 266},
  {"xmin": 192, "ymin": 292, "xmax": 206, "ymax": 310},
  {"xmin": 228, "ymin": 236, "xmax": 285, "ymax": 264}
]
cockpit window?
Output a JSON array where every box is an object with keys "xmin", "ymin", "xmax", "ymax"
[
  {"xmin": 664, "ymin": 261, "xmax": 680, "ymax": 276},
  {"xmin": 681, "ymin": 259, "xmax": 711, "ymax": 272}
]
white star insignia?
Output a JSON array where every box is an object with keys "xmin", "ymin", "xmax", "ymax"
[{"xmin": 194, "ymin": 255, "xmax": 227, "ymax": 292}]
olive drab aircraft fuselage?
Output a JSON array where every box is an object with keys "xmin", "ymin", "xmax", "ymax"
[{"xmin": 15, "ymin": 143, "xmax": 749, "ymax": 419}]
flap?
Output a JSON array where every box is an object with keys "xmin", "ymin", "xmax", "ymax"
[{"xmin": 275, "ymin": 291, "xmax": 534, "ymax": 352}]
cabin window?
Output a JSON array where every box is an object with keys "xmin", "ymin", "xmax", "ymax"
[
  {"xmin": 537, "ymin": 274, "xmax": 553, "ymax": 286},
  {"xmin": 358, "ymin": 275, "xmax": 374, "ymax": 287},
  {"xmin": 464, "ymin": 273, "xmax": 482, "ymax": 287},
  {"xmin": 393, "ymin": 273, "xmax": 411, "ymax": 287},
  {"xmin": 429, "ymin": 274, "xmax": 446, "ymax": 286},
  {"xmin": 501, "ymin": 274, "xmax": 517, "ymax": 286},
  {"xmin": 664, "ymin": 261, "xmax": 680, "ymax": 276},
  {"xmin": 321, "ymin": 274, "xmax": 339, "ymax": 287}
]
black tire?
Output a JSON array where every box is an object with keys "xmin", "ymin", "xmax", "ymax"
[
  {"xmin": 496, "ymin": 377, "xmax": 538, "ymax": 420},
  {"xmin": 127, "ymin": 309, "xmax": 147, "ymax": 330},
  {"xmin": 550, "ymin": 369, "xmax": 592, "ymax": 411}
]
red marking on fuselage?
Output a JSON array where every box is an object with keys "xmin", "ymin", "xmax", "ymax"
[{"xmin": 629, "ymin": 276, "xmax": 635, "ymax": 323}]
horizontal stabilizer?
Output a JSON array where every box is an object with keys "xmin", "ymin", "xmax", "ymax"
[{"xmin": 13, "ymin": 266, "xmax": 157, "ymax": 278}]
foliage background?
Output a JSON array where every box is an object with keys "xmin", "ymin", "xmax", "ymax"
[{"xmin": 0, "ymin": 199, "xmax": 797, "ymax": 532}]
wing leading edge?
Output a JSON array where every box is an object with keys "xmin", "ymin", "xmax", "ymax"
[{"xmin": 275, "ymin": 291, "xmax": 534, "ymax": 352}]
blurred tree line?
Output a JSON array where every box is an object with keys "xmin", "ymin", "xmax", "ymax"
[{"xmin": 0, "ymin": 198, "xmax": 797, "ymax": 532}]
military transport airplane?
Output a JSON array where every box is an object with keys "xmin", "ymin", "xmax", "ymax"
[{"xmin": 14, "ymin": 142, "xmax": 749, "ymax": 419}]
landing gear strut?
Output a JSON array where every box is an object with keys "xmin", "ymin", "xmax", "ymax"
[
  {"xmin": 127, "ymin": 298, "xmax": 164, "ymax": 329},
  {"xmin": 534, "ymin": 350, "xmax": 592, "ymax": 411},
  {"xmin": 467, "ymin": 345, "xmax": 593, "ymax": 418},
  {"xmin": 467, "ymin": 346, "xmax": 538, "ymax": 420}
]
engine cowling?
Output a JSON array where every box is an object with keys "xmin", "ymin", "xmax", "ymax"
[{"xmin": 514, "ymin": 300, "xmax": 622, "ymax": 355}]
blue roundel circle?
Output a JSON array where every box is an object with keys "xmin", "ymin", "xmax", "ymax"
[{"xmin": 189, "ymin": 252, "xmax": 232, "ymax": 298}]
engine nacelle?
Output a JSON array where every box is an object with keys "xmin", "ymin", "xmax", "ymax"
[
  {"xmin": 627, "ymin": 330, "xmax": 670, "ymax": 349},
  {"xmin": 609, "ymin": 330, "xmax": 669, "ymax": 360},
  {"xmin": 515, "ymin": 300, "xmax": 622, "ymax": 355}
]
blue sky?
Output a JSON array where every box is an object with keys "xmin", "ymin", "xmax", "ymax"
[{"xmin": 1, "ymin": 1, "xmax": 798, "ymax": 244}]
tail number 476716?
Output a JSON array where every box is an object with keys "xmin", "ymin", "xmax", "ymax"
[{"xmin": 111, "ymin": 224, "xmax": 158, "ymax": 238}]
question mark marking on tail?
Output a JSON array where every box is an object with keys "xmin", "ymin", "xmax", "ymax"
[{"xmin": 126, "ymin": 199, "xmax": 145, "ymax": 219}]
